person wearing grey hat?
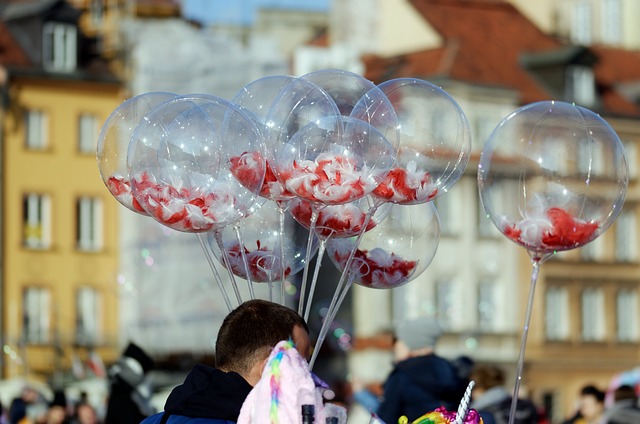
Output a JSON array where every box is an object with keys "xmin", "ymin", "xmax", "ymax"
[{"xmin": 377, "ymin": 316, "xmax": 468, "ymax": 424}]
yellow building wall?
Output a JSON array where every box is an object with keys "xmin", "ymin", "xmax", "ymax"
[{"xmin": 2, "ymin": 76, "xmax": 123, "ymax": 378}]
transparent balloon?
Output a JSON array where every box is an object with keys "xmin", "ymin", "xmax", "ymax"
[
  {"xmin": 373, "ymin": 78, "xmax": 471, "ymax": 205},
  {"xmin": 478, "ymin": 100, "xmax": 628, "ymax": 261},
  {"xmin": 289, "ymin": 195, "xmax": 392, "ymax": 239},
  {"xmin": 326, "ymin": 201, "xmax": 440, "ymax": 289},
  {"xmin": 302, "ymin": 68, "xmax": 400, "ymax": 149},
  {"xmin": 127, "ymin": 95, "xmax": 266, "ymax": 233},
  {"xmin": 231, "ymin": 75, "xmax": 297, "ymax": 202},
  {"xmin": 206, "ymin": 200, "xmax": 319, "ymax": 283},
  {"xmin": 96, "ymin": 91, "xmax": 176, "ymax": 214},
  {"xmin": 272, "ymin": 115, "xmax": 397, "ymax": 206}
]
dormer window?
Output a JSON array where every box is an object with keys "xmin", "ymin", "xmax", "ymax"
[
  {"xmin": 566, "ymin": 65, "xmax": 595, "ymax": 106},
  {"xmin": 43, "ymin": 22, "xmax": 77, "ymax": 71}
]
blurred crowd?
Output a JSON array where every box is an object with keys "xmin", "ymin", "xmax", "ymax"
[{"xmin": 0, "ymin": 319, "xmax": 639, "ymax": 424}]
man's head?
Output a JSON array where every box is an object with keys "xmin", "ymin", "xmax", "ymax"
[
  {"xmin": 578, "ymin": 384, "xmax": 605, "ymax": 420},
  {"xmin": 394, "ymin": 316, "xmax": 442, "ymax": 356},
  {"xmin": 469, "ymin": 364, "xmax": 505, "ymax": 396},
  {"xmin": 215, "ymin": 299, "xmax": 310, "ymax": 384}
]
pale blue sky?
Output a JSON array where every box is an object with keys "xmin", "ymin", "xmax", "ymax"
[{"xmin": 182, "ymin": 0, "xmax": 330, "ymax": 26}]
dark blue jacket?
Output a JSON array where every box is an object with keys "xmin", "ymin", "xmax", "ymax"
[
  {"xmin": 377, "ymin": 354, "xmax": 467, "ymax": 424},
  {"xmin": 140, "ymin": 364, "xmax": 252, "ymax": 424}
]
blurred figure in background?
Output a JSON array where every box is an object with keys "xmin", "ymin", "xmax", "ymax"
[
  {"xmin": 562, "ymin": 384, "xmax": 605, "ymax": 424},
  {"xmin": 377, "ymin": 317, "xmax": 467, "ymax": 424},
  {"xmin": 43, "ymin": 390, "xmax": 70, "ymax": 424},
  {"xmin": 469, "ymin": 364, "xmax": 538, "ymax": 424},
  {"xmin": 601, "ymin": 384, "xmax": 640, "ymax": 424},
  {"xmin": 8, "ymin": 386, "xmax": 43, "ymax": 424},
  {"xmin": 69, "ymin": 403, "xmax": 99, "ymax": 424},
  {"xmin": 104, "ymin": 342, "xmax": 155, "ymax": 424}
]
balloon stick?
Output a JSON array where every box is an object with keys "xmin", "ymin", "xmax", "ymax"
[
  {"xmin": 298, "ymin": 206, "xmax": 320, "ymax": 316},
  {"xmin": 214, "ymin": 231, "xmax": 243, "ymax": 305},
  {"xmin": 507, "ymin": 258, "xmax": 545, "ymax": 424},
  {"xmin": 233, "ymin": 225, "xmax": 256, "ymax": 300},
  {"xmin": 196, "ymin": 233, "xmax": 233, "ymax": 312}
]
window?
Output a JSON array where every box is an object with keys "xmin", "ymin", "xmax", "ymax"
[
  {"xmin": 571, "ymin": 0, "xmax": 592, "ymax": 45},
  {"xmin": 23, "ymin": 287, "xmax": 51, "ymax": 344},
  {"xmin": 76, "ymin": 287, "xmax": 102, "ymax": 346},
  {"xmin": 474, "ymin": 115, "xmax": 496, "ymax": 150},
  {"xmin": 78, "ymin": 114, "xmax": 99, "ymax": 154},
  {"xmin": 545, "ymin": 286, "xmax": 570, "ymax": 340},
  {"xmin": 43, "ymin": 22, "xmax": 77, "ymax": 71},
  {"xmin": 25, "ymin": 109, "xmax": 48, "ymax": 150},
  {"xmin": 90, "ymin": 0, "xmax": 104, "ymax": 26},
  {"xmin": 567, "ymin": 66, "xmax": 596, "ymax": 106},
  {"xmin": 77, "ymin": 196, "xmax": 103, "ymax": 251},
  {"xmin": 623, "ymin": 141, "xmax": 636, "ymax": 179},
  {"xmin": 580, "ymin": 234, "xmax": 603, "ymax": 261},
  {"xmin": 23, "ymin": 193, "xmax": 51, "ymax": 249},
  {"xmin": 477, "ymin": 279, "xmax": 497, "ymax": 331},
  {"xmin": 615, "ymin": 209, "xmax": 636, "ymax": 262},
  {"xmin": 616, "ymin": 289, "xmax": 638, "ymax": 342},
  {"xmin": 435, "ymin": 278, "xmax": 454, "ymax": 329},
  {"xmin": 601, "ymin": 0, "xmax": 622, "ymax": 45},
  {"xmin": 577, "ymin": 137, "xmax": 604, "ymax": 175},
  {"xmin": 581, "ymin": 287, "xmax": 605, "ymax": 341},
  {"xmin": 434, "ymin": 194, "xmax": 454, "ymax": 236}
]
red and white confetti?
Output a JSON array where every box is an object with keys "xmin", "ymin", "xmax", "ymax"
[
  {"xmin": 290, "ymin": 199, "xmax": 377, "ymax": 238},
  {"xmin": 331, "ymin": 241, "xmax": 417, "ymax": 289},
  {"xmin": 115, "ymin": 171, "xmax": 241, "ymax": 232},
  {"xmin": 499, "ymin": 206, "xmax": 599, "ymax": 251},
  {"xmin": 221, "ymin": 241, "xmax": 291, "ymax": 282},
  {"xmin": 278, "ymin": 153, "xmax": 375, "ymax": 204},
  {"xmin": 230, "ymin": 151, "xmax": 294, "ymax": 200},
  {"xmin": 372, "ymin": 161, "xmax": 438, "ymax": 204}
]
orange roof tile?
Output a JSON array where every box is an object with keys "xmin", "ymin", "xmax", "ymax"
[
  {"xmin": 364, "ymin": 0, "xmax": 640, "ymax": 116},
  {"xmin": 0, "ymin": 21, "xmax": 32, "ymax": 68}
]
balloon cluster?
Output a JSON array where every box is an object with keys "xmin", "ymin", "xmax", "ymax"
[{"xmin": 97, "ymin": 69, "xmax": 472, "ymax": 366}]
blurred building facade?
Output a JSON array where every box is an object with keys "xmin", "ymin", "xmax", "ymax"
[
  {"xmin": 0, "ymin": 0, "xmax": 122, "ymax": 381},
  {"xmin": 1, "ymin": 0, "xmax": 640, "ymax": 422},
  {"xmin": 310, "ymin": 0, "xmax": 640, "ymax": 421}
]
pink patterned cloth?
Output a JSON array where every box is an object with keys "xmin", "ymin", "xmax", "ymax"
[{"xmin": 238, "ymin": 340, "xmax": 324, "ymax": 424}]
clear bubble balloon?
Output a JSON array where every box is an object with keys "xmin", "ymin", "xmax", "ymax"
[
  {"xmin": 231, "ymin": 75, "xmax": 297, "ymax": 202},
  {"xmin": 478, "ymin": 100, "xmax": 628, "ymax": 261},
  {"xmin": 373, "ymin": 78, "xmax": 471, "ymax": 205},
  {"xmin": 289, "ymin": 195, "xmax": 391, "ymax": 239},
  {"xmin": 272, "ymin": 115, "xmax": 397, "ymax": 205},
  {"xmin": 302, "ymin": 69, "xmax": 400, "ymax": 149},
  {"xmin": 96, "ymin": 91, "xmax": 176, "ymax": 214},
  {"xmin": 206, "ymin": 200, "xmax": 319, "ymax": 283},
  {"xmin": 127, "ymin": 95, "xmax": 266, "ymax": 233},
  {"xmin": 326, "ymin": 202, "xmax": 440, "ymax": 289}
]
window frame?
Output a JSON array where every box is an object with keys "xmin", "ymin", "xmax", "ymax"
[
  {"xmin": 23, "ymin": 286, "xmax": 51, "ymax": 345},
  {"xmin": 76, "ymin": 196, "xmax": 104, "ymax": 252},
  {"xmin": 23, "ymin": 193, "xmax": 52, "ymax": 250},
  {"xmin": 25, "ymin": 109, "xmax": 48, "ymax": 150}
]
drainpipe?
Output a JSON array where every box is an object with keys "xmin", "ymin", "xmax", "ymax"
[{"xmin": 0, "ymin": 65, "xmax": 8, "ymax": 378}]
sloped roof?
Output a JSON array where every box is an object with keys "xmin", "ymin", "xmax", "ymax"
[
  {"xmin": 0, "ymin": 21, "xmax": 32, "ymax": 68},
  {"xmin": 364, "ymin": 0, "xmax": 640, "ymax": 117}
]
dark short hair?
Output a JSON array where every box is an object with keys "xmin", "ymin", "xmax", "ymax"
[
  {"xmin": 215, "ymin": 300, "xmax": 309, "ymax": 375},
  {"xmin": 613, "ymin": 385, "xmax": 637, "ymax": 402},
  {"xmin": 580, "ymin": 385, "xmax": 605, "ymax": 403},
  {"xmin": 470, "ymin": 364, "xmax": 505, "ymax": 390}
]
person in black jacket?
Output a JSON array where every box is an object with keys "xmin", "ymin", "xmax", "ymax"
[
  {"xmin": 141, "ymin": 299, "xmax": 311, "ymax": 424},
  {"xmin": 377, "ymin": 317, "xmax": 467, "ymax": 424}
]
